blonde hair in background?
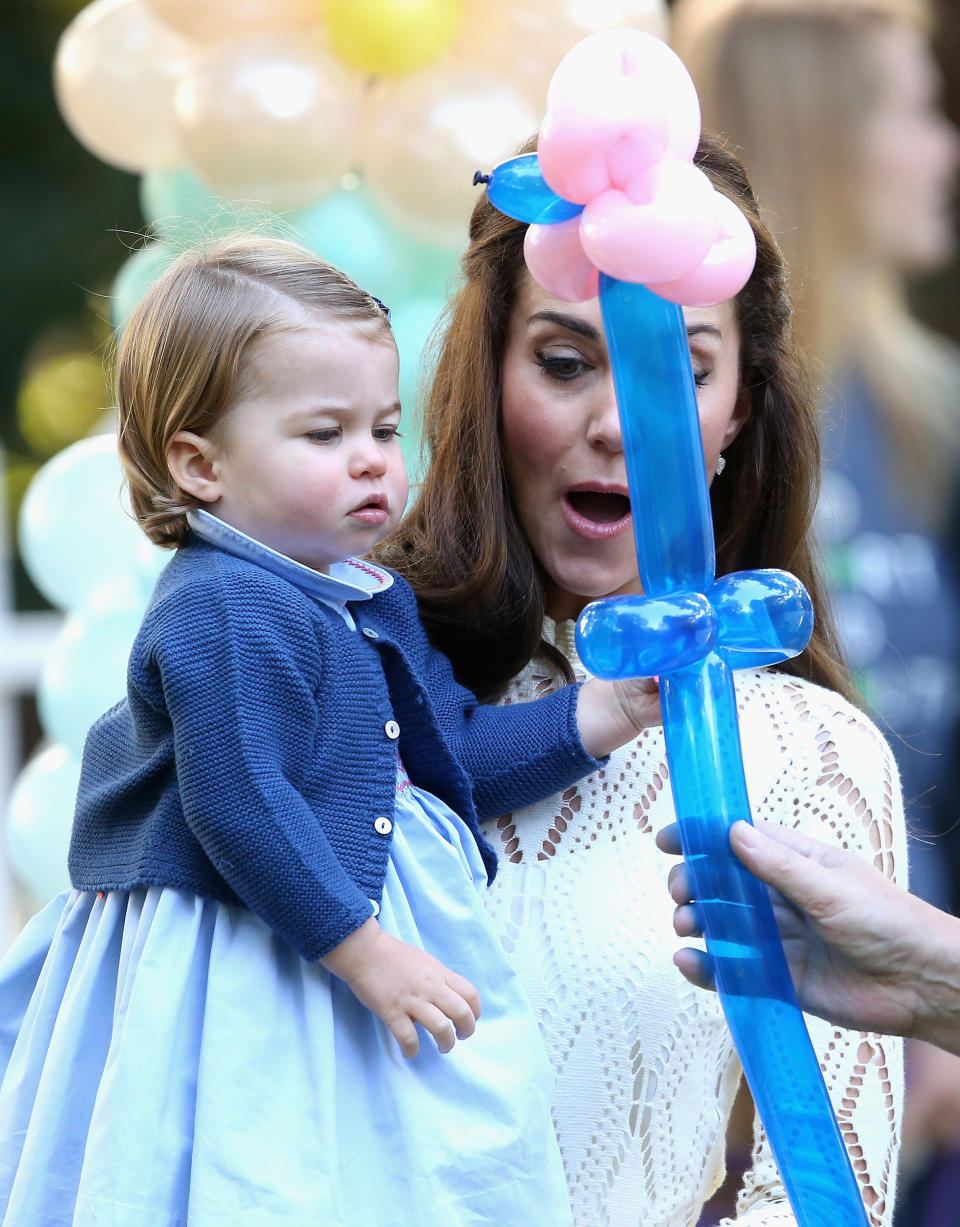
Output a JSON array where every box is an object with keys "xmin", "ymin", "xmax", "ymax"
[
  {"xmin": 672, "ymin": 0, "xmax": 959, "ymax": 517},
  {"xmin": 115, "ymin": 235, "xmax": 393, "ymax": 548}
]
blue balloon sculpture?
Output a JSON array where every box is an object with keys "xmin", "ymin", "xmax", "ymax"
[{"xmin": 484, "ymin": 153, "xmax": 868, "ymax": 1227}]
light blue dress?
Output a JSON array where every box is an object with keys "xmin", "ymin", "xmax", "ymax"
[{"xmin": 0, "ymin": 517, "xmax": 572, "ymax": 1227}]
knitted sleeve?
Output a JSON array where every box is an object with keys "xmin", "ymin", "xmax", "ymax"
[
  {"xmin": 383, "ymin": 578, "xmax": 608, "ymax": 820},
  {"xmin": 719, "ymin": 679, "xmax": 905, "ymax": 1227},
  {"xmin": 148, "ymin": 564, "xmax": 374, "ymax": 961}
]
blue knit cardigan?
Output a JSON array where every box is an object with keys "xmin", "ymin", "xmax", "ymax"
[{"xmin": 69, "ymin": 539, "xmax": 602, "ymax": 960}]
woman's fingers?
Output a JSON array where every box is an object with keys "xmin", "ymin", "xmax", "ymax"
[
  {"xmin": 673, "ymin": 902, "xmax": 701, "ymax": 938},
  {"xmin": 667, "ymin": 859, "xmax": 692, "ymax": 905},
  {"xmin": 655, "ymin": 822, "xmax": 682, "ymax": 856},
  {"xmin": 673, "ymin": 947, "xmax": 715, "ymax": 992}
]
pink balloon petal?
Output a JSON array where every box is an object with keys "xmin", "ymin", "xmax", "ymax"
[
  {"xmin": 539, "ymin": 81, "xmax": 667, "ymax": 204},
  {"xmin": 579, "ymin": 161, "xmax": 718, "ymax": 285},
  {"xmin": 646, "ymin": 194, "xmax": 758, "ymax": 306},
  {"xmin": 547, "ymin": 29, "xmax": 701, "ymax": 164},
  {"xmin": 524, "ymin": 219, "xmax": 600, "ymax": 303}
]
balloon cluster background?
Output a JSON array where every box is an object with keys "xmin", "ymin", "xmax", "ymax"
[{"xmin": 5, "ymin": 0, "xmax": 667, "ymax": 906}]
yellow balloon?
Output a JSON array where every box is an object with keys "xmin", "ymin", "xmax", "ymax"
[
  {"xmin": 54, "ymin": 0, "xmax": 195, "ymax": 172},
  {"xmin": 361, "ymin": 65, "xmax": 537, "ymax": 245},
  {"xmin": 173, "ymin": 35, "xmax": 361, "ymax": 210},
  {"xmin": 18, "ymin": 353, "xmax": 110, "ymax": 457},
  {"xmin": 326, "ymin": 0, "xmax": 463, "ymax": 77},
  {"xmin": 143, "ymin": 0, "xmax": 322, "ymax": 45}
]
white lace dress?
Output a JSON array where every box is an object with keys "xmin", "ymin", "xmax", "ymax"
[{"xmin": 482, "ymin": 619, "xmax": 905, "ymax": 1227}]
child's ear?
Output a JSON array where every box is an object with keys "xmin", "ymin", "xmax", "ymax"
[{"xmin": 167, "ymin": 431, "xmax": 221, "ymax": 504}]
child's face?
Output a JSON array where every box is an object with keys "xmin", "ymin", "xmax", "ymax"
[{"xmin": 197, "ymin": 322, "xmax": 407, "ymax": 573}]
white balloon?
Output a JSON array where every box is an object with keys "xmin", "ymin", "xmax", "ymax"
[
  {"xmin": 7, "ymin": 745, "xmax": 82, "ymax": 904},
  {"xmin": 54, "ymin": 0, "xmax": 195, "ymax": 172},
  {"xmin": 37, "ymin": 580, "xmax": 147, "ymax": 757},
  {"xmin": 174, "ymin": 35, "xmax": 362, "ymax": 209},
  {"xmin": 19, "ymin": 434, "xmax": 145, "ymax": 612},
  {"xmin": 362, "ymin": 67, "xmax": 538, "ymax": 246}
]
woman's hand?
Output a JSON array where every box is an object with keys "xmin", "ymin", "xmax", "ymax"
[
  {"xmin": 656, "ymin": 819, "xmax": 960, "ymax": 1055},
  {"xmin": 575, "ymin": 676, "xmax": 662, "ymax": 758},
  {"xmin": 321, "ymin": 918, "xmax": 482, "ymax": 1058}
]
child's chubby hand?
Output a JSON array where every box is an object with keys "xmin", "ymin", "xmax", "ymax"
[{"xmin": 320, "ymin": 917, "xmax": 482, "ymax": 1058}]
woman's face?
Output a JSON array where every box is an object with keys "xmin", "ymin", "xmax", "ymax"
[
  {"xmin": 500, "ymin": 275, "xmax": 749, "ymax": 622},
  {"xmin": 858, "ymin": 23, "xmax": 959, "ymax": 271}
]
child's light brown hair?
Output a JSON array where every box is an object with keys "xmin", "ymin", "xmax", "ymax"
[{"xmin": 116, "ymin": 235, "xmax": 393, "ymax": 548}]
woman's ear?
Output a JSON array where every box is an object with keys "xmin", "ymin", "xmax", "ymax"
[
  {"xmin": 722, "ymin": 387, "xmax": 752, "ymax": 449},
  {"xmin": 166, "ymin": 431, "xmax": 222, "ymax": 504}
]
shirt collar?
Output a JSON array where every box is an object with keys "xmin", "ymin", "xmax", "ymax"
[{"xmin": 185, "ymin": 509, "xmax": 393, "ymax": 605}]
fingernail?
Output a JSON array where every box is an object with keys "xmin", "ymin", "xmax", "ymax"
[{"xmin": 734, "ymin": 820, "xmax": 759, "ymax": 849}]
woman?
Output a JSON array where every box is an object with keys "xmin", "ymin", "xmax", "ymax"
[
  {"xmin": 378, "ymin": 135, "xmax": 905, "ymax": 1225},
  {"xmin": 672, "ymin": 0, "xmax": 960, "ymax": 909}
]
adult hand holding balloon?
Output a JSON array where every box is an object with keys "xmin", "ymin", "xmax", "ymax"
[{"xmin": 484, "ymin": 29, "xmax": 868, "ymax": 1227}]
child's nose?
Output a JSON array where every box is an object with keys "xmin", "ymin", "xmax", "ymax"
[{"xmin": 350, "ymin": 438, "xmax": 387, "ymax": 477}]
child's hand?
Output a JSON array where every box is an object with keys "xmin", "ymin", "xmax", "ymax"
[
  {"xmin": 576, "ymin": 676, "xmax": 662, "ymax": 759},
  {"xmin": 321, "ymin": 918, "xmax": 482, "ymax": 1058}
]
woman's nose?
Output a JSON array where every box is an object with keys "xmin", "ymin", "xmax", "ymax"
[{"xmin": 585, "ymin": 390, "xmax": 623, "ymax": 453}]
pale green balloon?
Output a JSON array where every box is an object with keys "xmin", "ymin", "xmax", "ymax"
[
  {"xmin": 37, "ymin": 580, "xmax": 148, "ymax": 757},
  {"xmin": 389, "ymin": 295, "xmax": 448, "ymax": 490},
  {"xmin": 19, "ymin": 434, "xmax": 145, "ymax": 612},
  {"xmin": 139, "ymin": 167, "xmax": 278, "ymax": 247},
  {"xmin": 294, "ymin": 184, "xmax": 462, "ymax": 309},
  {"xmin": 6, "ymin": 744, "xmax": 82, "ymax": 903},
  {"xmin": 110, "ymin": 242, "xmax": 176, "ymax": 332}
]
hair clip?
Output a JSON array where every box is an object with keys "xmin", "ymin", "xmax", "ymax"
[{"xmin": 372, "ymin": 295, "xmax": 391, "ymax": 320}]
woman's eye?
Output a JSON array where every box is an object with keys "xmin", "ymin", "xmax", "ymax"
[
  {"xmin": 693, "ymin": 368, "xmax": 709, "ymax": 390},
  {"xmin": 535, "ymin": 350, "xmax": 590, "ymax": 381}
]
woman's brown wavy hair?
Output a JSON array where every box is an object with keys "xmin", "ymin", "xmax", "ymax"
[{"xmin": 378, "ymin": 132, "xmax": 852, "ymax": 702}]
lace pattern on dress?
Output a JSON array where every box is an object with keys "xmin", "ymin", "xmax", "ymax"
[{"xmin": 483, "ymin": 619, "xmax": 904, "ymax": 1227}]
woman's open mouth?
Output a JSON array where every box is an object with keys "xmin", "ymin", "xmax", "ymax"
[{"xmin": 562, "ymin": 486, "xmax": 632, "ymax": 540}]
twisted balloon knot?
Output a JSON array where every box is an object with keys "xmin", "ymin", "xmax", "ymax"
[{"xmin": 575, "ymin": 569, "xmax": 813, "ymax": 681}]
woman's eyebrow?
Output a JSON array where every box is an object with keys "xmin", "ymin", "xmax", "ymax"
[
  {"xmin": 686, "ymin": 323, "xmax": 723, "ymax": 339},
  {"xmin": 527, "ymin": 310, "xmax": 601, "ymax": 341}
]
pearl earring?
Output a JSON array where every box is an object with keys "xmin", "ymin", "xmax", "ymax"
[{"xmin": 715, "ymin": 453, "xmax": 726, "ymax": 476}]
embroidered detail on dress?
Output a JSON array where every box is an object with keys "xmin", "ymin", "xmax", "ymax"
[{"xmin": 396, "ymin": 754, "xmax": 413, "ymax": 795}]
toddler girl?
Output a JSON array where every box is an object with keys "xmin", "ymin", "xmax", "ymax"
[{"xmin": 0, "ymin": 237, "xmax": 657, "ymax": 1226}]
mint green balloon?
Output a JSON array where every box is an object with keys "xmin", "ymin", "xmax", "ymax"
[
  {"xmin": 140, "ymin": 168, "xmax": 277, "ymax": 247},
  {"xmin": 19, "ymin": 434, "xmax": 146, "ymax": 611},
  {"xmin": 389, "ymin": 295, "xmax": 447, "ymax": 487},
  {"xmin": 37, "ymin": 580, "xmax": 147, "ymax": 757},
  {"xmin": 111, "ymin": 242, "xmax": 176, "ymax": 331},
  {"xmin": 6, "ymin": 745, "xmax": 81, "ymax": 903},
  {"xmin": 294, "ymin": 186, "xmax": 422, "ymax": 308}
]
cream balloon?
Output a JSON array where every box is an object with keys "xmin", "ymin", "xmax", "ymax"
[
  {"xmin": 144, "ymin": 0, "xmax": 321, "ymax": 44},
  {"xmin": 54, "ymin": 0, "xmax": 195, "ymax": 172},
  {"xmin": 455, "ymin": 0, "xmax": 668, "ymax": 108},
  {"xmin": 362, "ymin": 67, "xmax": 538, "ymax": 246},
  {"xmin": 173, "ymin": 35, "xmax": 361, "ymax": 209}
]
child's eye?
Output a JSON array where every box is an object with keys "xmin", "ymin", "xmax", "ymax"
[
  {"xmin": 306, "ymin": 428, "xmax": 339, "ymax": 443},
  {"xmin": 535, "ymin": 350, "xmax": 591, "ymax": 382},
  {"xmin": 373, "ymin": 425, "xmax": 402, "ymax": 441}
]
